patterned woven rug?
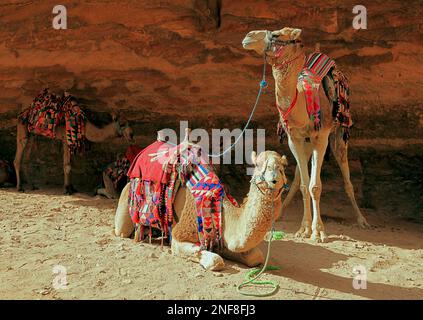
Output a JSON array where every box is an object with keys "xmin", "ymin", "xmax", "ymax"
[
  {"xmin": 18, "ymin": 88, "xmax": 86, "ymax": 153},
  {"xmin": 187, "ymin": 164, "xmax": 224, "ymax": 251}
]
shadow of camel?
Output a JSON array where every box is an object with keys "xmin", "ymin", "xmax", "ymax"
[
  {"xmin": 279, "ymin": 201, "xmax": 423, "ymax": 250},
  {"xmin": 262, "ymin": 240, "xmax": 423, "ymax": 300}
]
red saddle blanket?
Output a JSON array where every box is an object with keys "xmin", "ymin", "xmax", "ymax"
[
  {"xmin": 127, "ymin": 140, "xmax": 173, "ymax": 182},
  {"xmin": 127, "ymin": 140, "xmax": 178, "ymax": 241}
]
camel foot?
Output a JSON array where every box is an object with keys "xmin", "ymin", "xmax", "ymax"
[
  {"xmin": 295, "ymin": 225, "xmax": 312, "ymax": 238},
  {"xmin": 64, "ymin": 185, "xmax": 77, "ymax": 195},
  {"xmin": 357, "ymin": 216, "xmax": 371, "ymax": 229},
  {"xmin": 239, "ymin": 248, "xmax": 264, "ymax": 267},
  {"xmin": 221, "ymin": 247, "xmax": 264, "ymax": 267},
  {"xmin": 311, "ymin": 230, "xmax": 328, "ymax": 243},
  {"xmin": 199, "ymin": 251, "xmax": 225, "ymax": 271}
]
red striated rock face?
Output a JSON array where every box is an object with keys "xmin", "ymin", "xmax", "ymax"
[{"xmin": 0, "ymin": 1, "xmax": 421, "ymax": 219}]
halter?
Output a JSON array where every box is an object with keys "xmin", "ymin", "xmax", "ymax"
[
  {"xmin": 251, "ymin": 156, "xmax": 289, "ymax": 199},
  {"xmin": 264, "ymin": 30, "xmax": 304, "ymax": 70},
  {"xmin": 264, "ymin": 30, "xmax": 302, "ymax": 51}
]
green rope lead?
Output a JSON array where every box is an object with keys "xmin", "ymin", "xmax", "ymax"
[
  {"xmin": 236, "ymin": 228, "xmax": 285, "ymax": 297},
  {"xmin": 271, "ymin": 231, "xmax": 286, "ymax": 241}
]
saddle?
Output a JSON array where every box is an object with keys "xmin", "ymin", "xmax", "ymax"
[
  {"xmin": 277, "ymin": 52, "xmax": 352, "ymax": 143},
  {"xmin": 126, "ymin": 133, "xmax": 232, "ymax": 252}
]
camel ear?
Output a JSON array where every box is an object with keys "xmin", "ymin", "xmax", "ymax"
[
  {"xmin": 275, "ymin": 27, "xmax": 302, "ymax": 40},
  {"xmin": 281, "ymin": 155, "xmax": 288, "ymax": 167},
  {"xmin": 111, "ymin": 110, "xmax": 119, "ymax": 122},
  {"xmin": 251, "ymin": 151, "xmax": 257, "ymax": 166},
  {"xmin": 274, "ymin": 27, "xmax": 292, "ymax": 36},
  {"xmin": 290, "ymin": 28, "xmax": 302, "ymax": 40}
]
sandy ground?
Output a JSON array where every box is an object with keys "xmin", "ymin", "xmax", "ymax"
[{"xmin": 0, "ymin": 187, "xmax": 422, "ymax": 300}]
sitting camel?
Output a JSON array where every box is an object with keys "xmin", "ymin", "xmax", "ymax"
[
  {"xmin": 96, "ymin": 145, "xmax": 142, "ymax": 199},
  {"xmin": 114, "ymin": 133, "xmax": 288, "ymax": 271},
  {"xmin": 15, "ymin": 109, "xmax": 134, "ymax": 194},
  {"xmin": 242, "ymin": 27, "xmax": 369, "ymax": 242}
]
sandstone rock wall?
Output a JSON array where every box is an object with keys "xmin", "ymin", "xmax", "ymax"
[{"xmin": 0, "ymin": 0, "xmax": 421, "ymax": 219}]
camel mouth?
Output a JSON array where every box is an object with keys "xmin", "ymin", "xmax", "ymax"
[{"xmin": 242, "ymin": 38, "xmax": 254, "ymax": 49}]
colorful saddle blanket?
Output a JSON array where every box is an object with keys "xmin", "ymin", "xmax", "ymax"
[
  {"xmin": 298, "ymin": 52, "xmax": 336, "ymax": 129},
  {"xmin": 18, "ymin": 88, "xmax": 86, "ymax": 154},
  {"xmin": 187, "ymin": 164, "xmax": 224, "ymax": 251},
  {"xmin": 127, "ymin": 140, "xmax": 226, "ymax": 251},
  {"xmin": 127, "ymin": 141, "xmax": 178, "ymax": 241},
  {"xmin": 277, "ymin": 52, "xmax": 352, "ymax": 142}
]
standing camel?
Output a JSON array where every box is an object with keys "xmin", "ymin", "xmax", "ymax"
[
  {"xmin": 14, "ymin": 111, "xmax": 134, "ymax": 194},
  {"xmin": 242, "ymin": 27, "xmax": 369, "ymax": 242}
]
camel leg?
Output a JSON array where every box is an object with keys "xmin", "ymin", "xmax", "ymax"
[
  {"xmin": 221, "ymin": 247, "xmax": 264, "ymax": 267},
  {"xmin": 279, "ymin": 165, "xmax": 300, "ymax": 219},
  {"xmin": 309, "ymin": 133, "xmax": 330, "ymax": 243},
  {"xmin": 288, "ymin": 137, "xmax": 312, "ymax": 238},
  {"xmin": 330, "ymin": 134, "xmax": 370, "ymax": 228},
  {"xmin": 171, "ymin": 239, "xmax": 225, "ymax": 271},
  {"xmin": 62, "ymin": 142, "xmax": 76, "ymax": 195},
  {"xmin": 14, "ymin": 123, "xmax": 28, "ymax": 192},
  {"xmin": 22, "ymin": 135, "xmax": 37, "ymax": 190},
  {"xmin": 114, "ymin": 182, "xmax": 134, "ymax": 237}
]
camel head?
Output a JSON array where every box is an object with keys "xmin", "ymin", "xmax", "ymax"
[
  {"xmin": 111, "ymin": 111, "xmax": 134, "ymax": 143},
  {"xmin": 242, "ymin": 27, "xmax": 302, "ymax": 57},
  {"xmin": 250, "ymin": 150, "xmax": 288, "ymax": 196}
]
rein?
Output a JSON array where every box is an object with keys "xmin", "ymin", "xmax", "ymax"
[{"xmin": 237, "ymin": 185, "xmax": 281, "ymax": 297}]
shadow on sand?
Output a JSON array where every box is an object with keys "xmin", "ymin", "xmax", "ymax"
[{"xmin": 259, "ymin": 240, "xmax": 423, "ymax": 300}]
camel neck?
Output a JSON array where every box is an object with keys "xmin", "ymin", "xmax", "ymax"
[
  {"xmin": 223, "ymin": 180, "xmax": 275, "ymax": 252},
  {"xmin": 271, "ymin": 50, "xmax": 306, "ymax": 112},
  {"xmin": 85, "ymin": 121, "xmax": 118, "ymax": 143}
]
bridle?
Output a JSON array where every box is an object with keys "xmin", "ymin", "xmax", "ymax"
[
  {"xmin": 263, "ymin": 31, "xmax": 305, "ymax": 129},
  {"xmin": 264, "ymin": 30, "xmax": 302, "ymax": 51},
  {"xmin": 264, "ymin": 31, "xmax": 304, "ymax": 70},
  {"xmin": 251, "ymin": 157, "xmax": 289, "ymax": 199}
]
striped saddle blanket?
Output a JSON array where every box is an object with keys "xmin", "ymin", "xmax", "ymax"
[
  {"xmin": 187, "ymin": 164, "xmax": 224, "ymax": 251},
  {"xmin": 298, "ymin": 52, "xmax": 336, "ymax": 129},
  {"xmin": 278, "ymin": 52, "xmax": 352, "ymax": 142}
]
